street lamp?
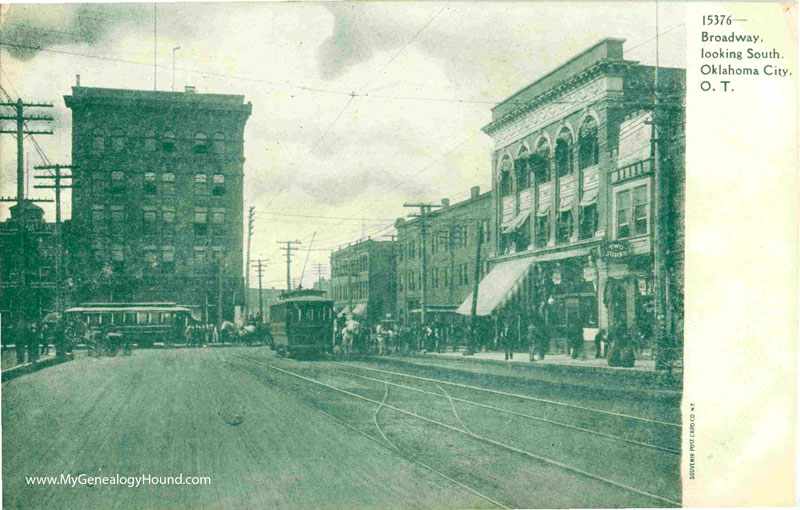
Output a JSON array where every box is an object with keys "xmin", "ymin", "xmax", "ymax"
[{"xmin": 172, "ymin": 46, "xmax": 181, "ymax": 91}]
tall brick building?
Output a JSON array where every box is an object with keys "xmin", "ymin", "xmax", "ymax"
[
  {"xmin": 330, "ymin": 238, "xmax": 396, "ymax": 325},
  {"xmin": 64, "ymin": 85, "xmax": 252, "ymax": 323},
  {"xmin": 461, "ymin": 38, "xmax": 685, "ymax": 357},
  {"xmin": 395, "ymin": 186, "xmax": 493, "ymax": 322}
]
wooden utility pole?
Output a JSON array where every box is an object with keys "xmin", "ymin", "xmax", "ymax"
[
  {"xmin": 33, "ymin": 164, "xmax": 75, "ymax": 314},
  {"xmin": 468, "ymin": 221, "xmax": 484, "ymax": 354},
  {"xmin": 251, "ymin": 259, "xmax": 266, "ymax": 322},
  {"xmin": 403, "ymin": 203, "xmax": 441, "ymax": 325},
  {"xmin": 245, "ymin": 206, "xmax": 254, "ymax": 318},
  {"xmin": 0, "ymin": 98, "xmax": 54, "ymax": 207},
  {"xmin": 277, "ymin": 240, "xmax": 301, "ymax": 291}
]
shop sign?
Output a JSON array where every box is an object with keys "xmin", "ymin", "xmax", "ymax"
[{"xmin": 603, "ymin": 241, "xmax": 630, "ymax": 260}]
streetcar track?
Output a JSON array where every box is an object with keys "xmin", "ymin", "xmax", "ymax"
[
  {"xmin": 237, "ymin": 355, "xmax": 681, "ymax": 507},
  {"xmin": 224, "ymin": 357, "xmax": 509, "ymax": 509},
  {"xmin": 436, "ymin": 382, "xmax": 476, "ymax": 437},
  {"xmin": 324, "ymin": 363, "xmax": 680, "ymax": 455},
  {"xmin": 332, "ymin": 360, "xmax": 681, "ymax": 428},
  {"xmin": 373, "ymin": 382, "xmax": 397, "ymax": 450}
]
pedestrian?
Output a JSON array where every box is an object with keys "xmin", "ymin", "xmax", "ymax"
[
  {"xmin": 502, "ymin": 317, "xmax": 514, "ymax": 361},
  {"xmin": 527, "ymin": 323, "xmax": 537, "ymax": 362},
  {"xmin": 14, "ymin": 317, "xmax": 27, "ymax": 364},
  {"xmin": 594, "ymin": 329, "xmax": 607, "ymax": 358},
  {"xmin": 570, "ymin": 323, "xmax": 583, "ymax": 359},
  {"xmin": 27, "ymin": 321, "xmax": 40, "ymax": 363}
]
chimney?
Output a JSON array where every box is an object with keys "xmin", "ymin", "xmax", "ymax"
[
  {"xmin": 470, "ymin": 186, "xmax": 480, "ymax": 199},
  {"xmin": 76, "ymin": 74, "xmax": 81, "ymax": 86},
  {"xmin": 441, "ymin": 198, "xmax": 450, "ymax": 208},
  {"xmin": 185, "ymin": 85, "xmax": 196, "ymax": 94}
]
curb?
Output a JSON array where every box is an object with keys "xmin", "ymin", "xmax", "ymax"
[{"xmin": 2, "ymin": 354, "xmax": 75, "ymax": 383}]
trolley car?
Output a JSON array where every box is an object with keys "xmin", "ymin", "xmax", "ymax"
[
  {"xmin": 270, "ymin": 289, "xmax": 333, "ymax": 358},
  {"xmin": 65, "ymin": 302, "xmax": 191, "ymax": 347}
]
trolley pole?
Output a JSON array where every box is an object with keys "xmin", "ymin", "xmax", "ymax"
[
  {"xmin": 245, "ymin": 206, "xmax": 254, "ymax": 318},
  {"xmin": 251, "ymin": 259, "xmax": 266, "ymax": 322},
  {"xmin": 468, "ymin": 221, "xmax": 483, "ymax": 354}
]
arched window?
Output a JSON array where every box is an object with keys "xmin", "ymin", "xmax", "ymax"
[
  {"xmin": 555, "ymin": 129, "xmax": 573, "ymax": 178},
  {"xmin": 578, "ymin": 117, "xmax": 599, "ymax": 169},
  {"xmin": 193, "ymin": 132, "xmax": 209, "ymax": 154},
  {"xmin": 213, "ymin": 133, "xmax": 225, "ymax": 154},
  {"xmin": 533, "ymin": 138, "xmax": 551, "ymax": 184},
  {"xmin": 92, "ymin": 128, "xmax": 105, "ymax": 151},
  {"xmin": 162, "ymin": 131, "xmax": 176, "ymax": 153},
  {"xmin": 111, "ymin": 128, "xmax": 125, "ymax": 152},
  {"xmin": 144, "ymin": 130, "xmax": 157, "ymax": 151},
  {"xmin": 516, "ymin": 148, "xmax": 530, "ymax": 190},
  {"xmin": 499, "ymin": 156, "xmax": 512, "ymax": 197}
]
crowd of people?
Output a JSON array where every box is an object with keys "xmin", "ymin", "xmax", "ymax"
[{"xmin": 9, "ymin": 317, "xmax": 72, "ymax": 365}]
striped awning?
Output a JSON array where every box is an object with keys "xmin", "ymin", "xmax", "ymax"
[
  {"xmin": 579, "ymin": 188, "xmax": 598, "ymax": 207},
  {"xmin": 456, "ymin": 257, "xmax": 535, "ymax": 316},
  {"xmin": 337, "ymin": 306, "xmax": 351, "ymax": 317},
  {"xmin": 352, "ymin": 303, "xmax": 367, "ymax": 316},
  {"xmin": 501, "ymin": 209, "xmax": 531, "ymax": 234}
]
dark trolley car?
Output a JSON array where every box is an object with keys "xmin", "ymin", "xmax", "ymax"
[
  {"xmin": 270, "ymin": 289, "xmax": 333, "ymax": 358},
  {"xmin": 65, "ymin": 302, "xmax": 191, "ymax": 348}
]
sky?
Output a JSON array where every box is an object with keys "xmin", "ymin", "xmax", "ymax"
[{"xmin": 0, "ymin": 1, "xmax": 686, "ymax": 290}]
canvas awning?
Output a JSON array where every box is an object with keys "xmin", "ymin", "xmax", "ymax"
[
  {"xmin": 558, "ymin": 195, "xmax": 574, "ymax": 212},
  {"xmin": 455, "ymin": 257, "xmax": 536, "ymax": 316},
  {"xmin": 351, "ymin": 303, "xmax": 367, "ymax": 315},
  {"xmin": 501, "ymin": 209, "xmax": 531, "ymax": 234},
  {"xmin": 337, "ymin": 306, "xmax": 351, "ymax": 317},
  {"xmin": 579, "ymin": 188, "xmax": 598, "ymax": 207},
  {"xmin": 536, "ymin": 202, "xmax": 550, "ymax": 217}
]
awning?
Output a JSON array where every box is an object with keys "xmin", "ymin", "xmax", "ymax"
[
  {"xmin": 337, "ymin": 306, "xmax": 351, "ymax": 317},
  {"xmin": 579, "ymin": 188, "xmax": 598, "ymax": 207},
  {"xmin": 536, "ymin": 202, "xmax": 550, "ymax": 217},
  {"xmin": 456, "ymin": 257, "xmax": 535, "ymax": 316},
  {"xmin": 559, "ymin": 195, "xmax": 573, "ymax": 212},
  {"xmin": 501, "ymin": 209, "xmax": 531, "ymax": 234},
  {"xmin": 351, "ymin": 303, "xmax": 367, "ymax": 315}
]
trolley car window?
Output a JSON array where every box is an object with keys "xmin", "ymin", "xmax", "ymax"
[
  {"xmin": 125, "ymin": 312, "xmax": 136, "ymax": 324},
  {"xmin": 89, "ymin": 314, "xmax": 100, "ymax": 325},
  {"xmin": 112, "ymin": 312, "xmax": 123, "ymax": 324},
  {"xmin": 101, "ymin": 313, "xmax": 111, "ymax": 325}
]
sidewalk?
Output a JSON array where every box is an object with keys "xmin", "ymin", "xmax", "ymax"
[{"xmin": 429, "ymin": 349, "xmax": 656, "ymax": 372}]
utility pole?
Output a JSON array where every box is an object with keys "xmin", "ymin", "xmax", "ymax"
[
  {"xmin": 277, "ymin": 240, "xmax": 301, "ymax": 291},
  {"xmin": 468, "ymin": 221, "xmax": 484, "ymax": 354},
  {"xmin": 33, "ymin": 164, "xmax": 75, "ymax": 314},
  {"xmin": 250, "ymin": 259, "xmax": 266, "ymax": 322},
  {"xmin": 245, "ymin": 206, "xmax": 254, "ymax": 318},
  {"xmin": 403, "ymin": 203, "xmax": 441, "ymax": 325},
  {"xmin": 0, "ymin": 98, "xmax": 54, "ymax": 206},
  {"xmin": 217, "ymin": 256, "xmax": 223, "ymax": 331}
]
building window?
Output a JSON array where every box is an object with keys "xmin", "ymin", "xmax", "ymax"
[
  {"xmin": 616, "ymin": 189, "xmax": 631, "ymax": 239},
  {"xmin": 110, "ymin": 171, "xmax": 125, "ymax": 194},
  {"xmin": 556, "ymin": 210, "xmax": 573, "ymax": 244},
  {"xmin": 92, "ymin": 205, "xmax": 106, "ymax": 234},
  {"xmin": 460, "ymin": 225, "xmax": 469, "ymax": 247},
  {"xmin": 533, "ymin": 139, "xmax": 551, "ymax": 184},
  {"xmin": 143, "ymin": 207, "xmax": 158, "ymax": 236},
  {"xmin": 211, "ymin": 246, "xmax": 223, "ymax": 266},
  {"xmin": 194, "ymin": 173, "xmax": 208, "ymax": 197},
  {"xmin": 499, "ymin": 156, "xmax": 512, "ymax": 197},
  {"xmin": 193, "ymin": 247, "xmax": 207, "ymax": 274},
  {"xmin": 480, "ymin": 220, "xmax": 491, "ymax": 243},
  {"xmin": 409, "ymin": 240, "xmax": 416, "ymax": 259},
  {"xmin": 144, "ymin": 246, "xmax": 158, "ymax": 268},
  {"xmin": 516, "ymin": 150, "xmax": 530, "ymax": 190},
  {"xmin": 92, "ymin": 128, "xmax": 105, "ymax": 151},
  {"xmin": 194, "ymin": 207, "xmax": 208, "ymax": 236},
  {"xmin": 398, "ymin": 274, "xmax": 404, "ymax": 292},
  {"xmin": 194, "ymin": 132, "xmax": 209, "ymax": 154},
  {"xmin": 111, "ymin": 128, "xmax": 125, "ymax": 152},
  {"xmin": 162, "ymin": 206, "xmax": 176, "ymax": 235},
  {"xmin": 213, "ymin": 133, "xmax": 225, "ymax": 154},
  {"xmin": 615, "ymin": 184, "xmax": 649, "ymax": 239},
  {"xmin": 110, "ymin": 205, "xmax": 125, "ymax": 234},
  {"xmin": 535, "ymin": 213, "xmax": 549, "ymax": 247},
  {"xmin": 212, "ymin": 174, "xmax": 226, "ymax": 196},
  {"xmin": 407, "ymin": 271, "xmax": 415, "ymax": 291},
  {"xmin": 161, "ymin": 172, "xmax": 175, "ymax": 195},
  {"xmin": 579, "ymin": 117, "xmax": 599, "ymax": 170},
  {"xmin": 555, "ymin": 129, "xmax": 573, "ymax": 177},
  {"xmin": 144, "ymin": 173, "xmax": 157, "ymax": 195},
  {"xmin": 462, "ymin": 263, "xmax": 469, "ymax": 286},
  {"xmin": 579, "ymin": 204, "xmax": 598, "ymax": 240},
  {"xmin": 211, "ymin": 207, "xmax": 225, "ymax": 234},
  {"xmin": 93, "ymin": 172, "xmax": 108, "ymax": 195},
  {"xmin": 143, "ymin": 130, "xmax": 157, "ymax": 151},
  {"xmin": 432, "ymin": 268, "xmax": 439, "ymax": 289},
  {"xmin": 162, "ymin": 131, "xmax": 176, "ymax": 152},
  {"xmin": 111, "ymin": 245, "xmax": 124, "ymax": 262}
]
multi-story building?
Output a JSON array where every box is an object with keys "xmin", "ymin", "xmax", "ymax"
[
  {"xmin": 395, "ymin": 186, "xmax": 493, "ymax": 322},
  {"xmin": 330, "ymin": 238, "xmax": 396, "ymax": 325},
  {"xmin": 460, "ymin": 38, "xmax": 685, "ymax": 354},
  {"xmin": 0, "ymin": 202, "xmax": 65, "ymax": 341},
  {"xmin": 64, "ymin": 85, "xmax": 252, "ymax": 324}
]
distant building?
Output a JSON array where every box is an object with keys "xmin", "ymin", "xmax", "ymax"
[
  {"xmin": 330, "ymin": 239, "xmax": 396, "ymax": 324},
  {"xmin": 0, "ymin": 202, "xmax": 70, "ymax": 340},
  {"xmin": 394, "ymin": 186, "xmax": 493, "ymax": 322},
  {"xmin": 312, "ymin": 276, "xmax": 331, "ymax": 295},
  {"xmin": 464, "ymin": 38, "xmax": 685, "ymax": 356},
  {"xmin": 64, "ymin": 85, "xmax": 252, "ymax": 324},
  {"xmin": 246, "ymin": 287, "xmax": 285, "ymax": 322}
]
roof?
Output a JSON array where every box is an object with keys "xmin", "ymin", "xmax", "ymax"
[
  {"xmin": 65, "ymin": 86, "xmax": 252, "ymax": 113},
  {"xmin": 271, "ymin": 296, "xmax": 333, "ymax": 304},
  {"xmin": 66, "ymin": 306, "xmax": 192, "ymax": 313}
]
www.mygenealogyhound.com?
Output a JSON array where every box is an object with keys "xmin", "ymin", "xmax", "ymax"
[{"xmin": 25, "ymin": 474, "xmax": 212, "ymax": 488}]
